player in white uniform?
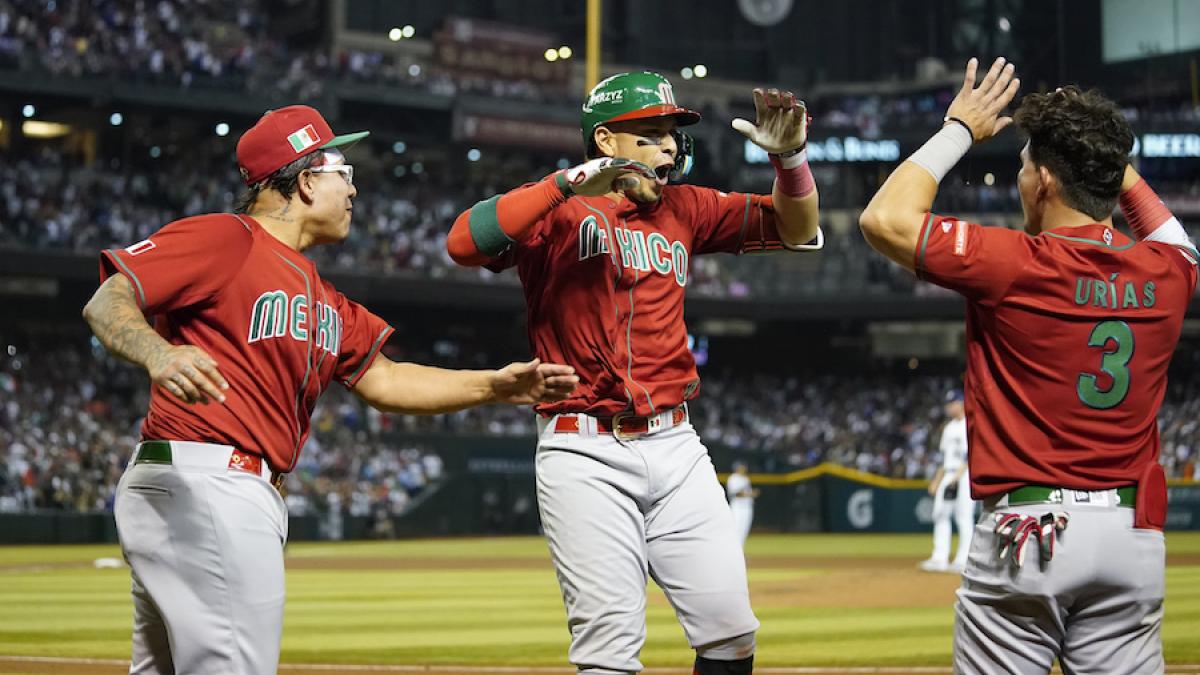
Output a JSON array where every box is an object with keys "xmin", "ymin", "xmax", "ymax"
[
  {"xmin": 920, "ymin": 389, "xmax": 975, "ymax": 573},
  {"xmin": 726, "ymin": 462, "xmax": 758, "ymax": 546}
]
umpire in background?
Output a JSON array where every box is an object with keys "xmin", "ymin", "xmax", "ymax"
[{"xmin": 860, "ymin": 57, "xmax": 1196, "ymax": 674}]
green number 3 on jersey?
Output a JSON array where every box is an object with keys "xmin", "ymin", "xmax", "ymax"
[{"xmin": 1077, "ymin": 320, "xmax": 1134, "ymax": 410}]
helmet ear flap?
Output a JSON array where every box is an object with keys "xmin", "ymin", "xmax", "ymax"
[{"xmin": 669, "ymin": 130, "xmax": 695, "ymax": 183}]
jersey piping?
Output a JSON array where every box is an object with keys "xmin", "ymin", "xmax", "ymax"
[
  {"xmin": 343, "ymin": 328, "xmax": 391, "ymax": 387},
  {"xmin": 738, "ymin": 194, "xmax": 752, "ymax": 251},
  {"xmin": 625, "ymin": 264, "xmax": 656, "ymax": 414},
  {"xmin": 106, "ymin": 252, "xmax": 148, "ymax": 307},
  {"xmin": 272, "ymin": 250, "xmax": 314, "ymax": 472},
  {"xmin": 1042, "ymin": 231, "xmax": 1136, "ymax": 251},
  {"xmin": 915, "ymin": 213, "xmax": 935, "ymax": 273},
  {"xmin": 581, "ymin": 202, "xmax": 619, "ymax": 270}
]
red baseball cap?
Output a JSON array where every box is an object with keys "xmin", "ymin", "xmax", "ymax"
[{"xmin": 236, "ymin": 105, "xmax": 369, "ymax": 186}]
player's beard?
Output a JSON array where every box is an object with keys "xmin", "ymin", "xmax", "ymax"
[
  {"xmin": 1021, "ymin": 201, "xmax": 1042, "ymax": 235},
  {"xmin": 624, "ymin": 175, "xmax": 664, "ymax": 204}
]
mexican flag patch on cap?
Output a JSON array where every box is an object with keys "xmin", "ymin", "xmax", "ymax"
[{"xmin": 287, "ymin": 125, "xmax": 321, "ymax": 153}]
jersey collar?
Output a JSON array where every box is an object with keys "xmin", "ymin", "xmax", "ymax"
[{"xmin": 1040, "ymin": 223, "xmax": 1132, "ymax": 249}]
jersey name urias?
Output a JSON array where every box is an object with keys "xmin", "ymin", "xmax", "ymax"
[
  {"xmin": 100, "ymin": 214, "xmax": 393, "ymax": 472},
  {"xmin": 490, "ymin": 184, "xmax": 797, "ymax": 418},
  {"xmin": 916, "ymin": 216, "xmax": 1198, "ymax": 498}
]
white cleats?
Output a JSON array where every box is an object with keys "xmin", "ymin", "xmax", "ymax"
[{"xmin": 919, "ymin": 558, "xmax": 949, "ymax": 572}]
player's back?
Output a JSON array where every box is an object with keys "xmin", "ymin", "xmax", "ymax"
[{"xmin": 927, "ymin": 221, "xmax": 1197, "ymax": 496}]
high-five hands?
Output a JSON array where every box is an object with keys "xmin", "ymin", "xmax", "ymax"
[
  {"xmin": 944, "ymin": 57, "xmax": 1021, "ymax": 143},
  {"xmin": 731, "ymin": 88, "xmax": 809, "ymax": 154}
]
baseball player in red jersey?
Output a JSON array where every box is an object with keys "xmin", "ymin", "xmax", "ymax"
[
  {"xmin": 446, "ymin": 72, "xmax": 821, "ymax": 675},
  {"xmin": 860, "ymin": 58, "xmax": 1197, "ymax": 674},
  {"xmin": 81, "ymin": 105, "xmax": 578, "ymax": 675}
]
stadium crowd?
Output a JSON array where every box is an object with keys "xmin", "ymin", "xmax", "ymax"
[
  {"xmin": 2, "ymin": 334, "xmax": 1196, "ymax": 516},
  {"xmin": 2, "ymin": 0, "xmax": 1199, "ymax": 525},
  {"xmin": 0, "ymin": 335, "xmax": 445, "ymax": 520},
  {"xmin": 0, "ymin": 143, "xmax": 1043, "ymax": 300},
  {"xmin": 0, "ymin": 0, "xmax": 555, "ymax": 102},
  {"xmin": 7, "ymin": 1, "xmax": 1200, "ymax": 123}
]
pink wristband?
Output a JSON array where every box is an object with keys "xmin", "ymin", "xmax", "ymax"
[
  {"xmin": 1119, "ymin": 178, "xmax": 1171, "ymax": 239},
  {"xmin": 769, "ymin": 150, "xmax": 815, "ymax": 198}
]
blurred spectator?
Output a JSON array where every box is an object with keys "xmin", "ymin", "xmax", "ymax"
[
  {"xmin": 0, "ymin": 333, "xmax": 445, "ymax": 518},
  {"xmin": 3, "ymin": 333, "xmax": 1197, "ymax": 518}
]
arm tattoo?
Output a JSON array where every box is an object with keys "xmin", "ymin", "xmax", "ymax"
[{"xmin": 83, "ymin": 276, "xmax": 170, "ymax": 371}]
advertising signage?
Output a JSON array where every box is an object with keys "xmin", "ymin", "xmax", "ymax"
[
  {"xmin": 745, "ymin": 136, "xmax": 901, "ymax": 164},
  {"xmin": 744, "ymin": 133, "xmax": 1200, "ymax": 164}
]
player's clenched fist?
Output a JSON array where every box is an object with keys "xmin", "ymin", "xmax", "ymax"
[
  {"xmin": 145, "ymin": 345, "xmax": 229, "ymax": 405},
  {"xmin": 732, "ymin": 88, "xmax": 809, "ymax": 154},
  {"xmin": 562, "ymin": 157, "xmax": 657, "ymax": 197},
  {"xmin": 488, "ymin": 359, "xmax": 578, "ymax": 405}
]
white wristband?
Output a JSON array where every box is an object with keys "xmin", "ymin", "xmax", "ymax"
[
  {"xmin": 1143, "ymin": 216, "xmax": 1192, "ymax": 248},
  {"xmin": 907, "ymin": 125, "xmax": 973, "ymax": 183},
  {"xmin": 774, "ymin": 148, "xmax": 808, "ymax": 169}
]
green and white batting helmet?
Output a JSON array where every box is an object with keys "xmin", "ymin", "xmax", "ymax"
[{"xmin": 581, "ymin": 71, "xmax": 701, "ymax": 155}]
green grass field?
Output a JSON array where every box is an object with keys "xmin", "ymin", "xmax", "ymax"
[{"xmin": 2, "ymin": 532, "xmax": 1199, "ymax": 672}]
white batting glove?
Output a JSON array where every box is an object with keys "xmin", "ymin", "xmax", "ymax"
[
  {"xmin": 731, "ymin": 88, "xmax": 809, "ymax": 154},
  {"xmin": 563, "ymin": 157, "xmax": 656, "ymax": 197}
]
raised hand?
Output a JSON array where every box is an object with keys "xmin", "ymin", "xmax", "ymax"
[
  {"xmin": 489, "ymin": 359, "xmax": 579, "ymax": 405},
  {"xmin": 563, "ymin": 157, "xmax": 657, "ymax": 197},
  {"xmin": 731, "ymin": 88, "xmax": 809, "ymax": 154},
  {"xmin": 945, "ymin": 57, "xmax": 1021, "ymax": 143},
  {"xmin": 146, "ymin": 345, "xmax": 229, "ymax": 404}
]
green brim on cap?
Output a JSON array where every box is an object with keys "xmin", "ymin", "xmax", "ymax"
[{"xmin": 321, "ymin": 131, "xmax": 370, "ymax": 149}]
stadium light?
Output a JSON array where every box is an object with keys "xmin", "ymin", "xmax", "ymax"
[
  {"xmin": 558, "ymin": 46, "xmax": 573, "ymax": 59},
  {"xmin": 402, "ymin": 25, "xmax": 415, "ymax": 38},
  {"xmin": 694, "ymin": 64, "xmax": 708, "ymax": 78},
  {"xmin": 467, "ymin": 148, "xmax": 482, "ymax": 162},
  {"xmin": 149, "ymin": 146, "xmax": 162, "ymax": 158},
  {"xmin": 544, "ymin": 48, "xmax": 559, "ymax": 62},
  {"xmin": 411, "ymin": 162, "xmax": 424, "ymax": 174},
  {"xmin": 22, "ymin": 104, "xmax": 35, "ymax": 118},
  {"xmin": 680, "ymin": 67, "xmax": 694, "ymax": 80},
  {"xmin": 388, "ymin": 27, "xmax": 402, "ymax": 41},
  {"xmin": 998, "ymin": 16, "xmax": 1011, "ymax": 32},
  {"xmin": 109, "ymin": 113, "xmax": 123, "ymax": 126},
  {"xmin": 215, "ymin": 122, "xmax": 230, "ymax": 137},
  {"xmin": 557, "ymin": 158, "xmax": 570, "ymax": 169},
  {"xmin": 408, "ymin": 64, "xmax": 421, "ymax": 77},
  {"xmin": 393, "ymin": 165, "xmax": 407, "ymax": 177},
  {"xmin": 983, "ymin": 172, "xmax": 996, "ymax": 186},
  {"xmin": 393, "ymin": 141, "xmax": 407, "ymax": 154}
]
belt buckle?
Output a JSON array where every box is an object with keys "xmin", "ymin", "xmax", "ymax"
[{"xmin": 610, "ymin": 412, "xmax": 641, "ymax": 441}]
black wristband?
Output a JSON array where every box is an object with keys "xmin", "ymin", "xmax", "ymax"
[
  {"xmin": 770, "ymin": 143, "xmax": 807, "ymax": 159},
  {"xmin": 943, "ymin": 116, "xmax": 975, "ymax": 141}
]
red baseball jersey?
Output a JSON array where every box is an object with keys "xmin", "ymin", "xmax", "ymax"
[
  {"xmin": 490, "ymin": 185, "xmax": 798, "ymax": 418},
  {"xmin": 916, "ymin": 215, "xmax": 1198, "ymax": 498},
  {"xmin": 100, "ymin": 213, "xmax": 393, "ymax": 472}
]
